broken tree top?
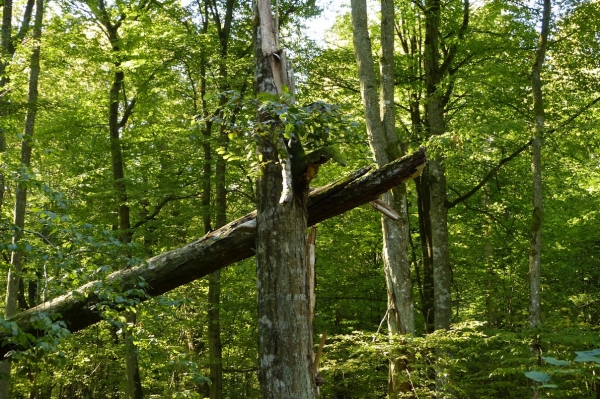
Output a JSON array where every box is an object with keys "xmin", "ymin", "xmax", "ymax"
[{"xmin": 2, "ymin": 148, "xmax": 426, "ymax": 354}]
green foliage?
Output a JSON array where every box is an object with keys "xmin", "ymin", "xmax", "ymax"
[
  {"xmin": 319, "ymin": 324, "xmax": 600, "ymax": 399},
  {"xmin": 1, "ymin": 0, "xmax": 600, "ymax": 396}
]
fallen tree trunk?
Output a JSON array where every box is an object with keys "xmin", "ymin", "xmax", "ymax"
[{"xmin": 1, "ymin": 148, "xmax": 426, "ymax": 354}]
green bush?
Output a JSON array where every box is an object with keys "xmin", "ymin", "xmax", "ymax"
[{"xmin": 318, "ymin": 322, "xmax": 600, "ymax": 398}]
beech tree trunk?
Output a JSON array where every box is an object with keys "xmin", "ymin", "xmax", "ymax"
[
  {"xmin": 350, "ymin": 0, "xmax": 415, "ymax": 396},
  {"xmin": 350, "ymin": 0, "xmax": 414, "ymax": 335},
  {"xmin": 423, "ymin": 0, "xmax": 469, "ymax": 331},
  {"xmin": 529, "ymin": 0, "xmax": 551, "ymax": 329},
  {"xmin": 423, "ymin": 0, "xmax": 449, "ymax": 331}
]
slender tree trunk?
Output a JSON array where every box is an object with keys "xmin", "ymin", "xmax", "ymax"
[
  {"xmin": 415, "ymin": 175, "xmax": 434, "ymax": 331},
  {"xmin": 4, "ymin": 0, "xmax": 38, "ymax": 309},
  {"xmin": 108, "ymin": 68, "xmax": 132, "ymax": 244},
  {"xmin": 3, "ymin": 0, "xmax": 43, "ymax": 318},
  {"xmin": 1, "ymin": 0, "xmax": 44, "ymax": 395},
  {"xmin": 351, "ymin": 1, "xmax": 415, "ymax": 395},
  {"xmin": 379, "ymin": 0, "xmax": 414, "ymax": 338},
  {"xmin": 0, "ymin": 0, "xmax": 13, "ymax": 390},
  {"xmin": 0, "ymin": 0, "xmax": 34, "ymax": 215},
  {"xmin": 124, "ymin": 312, "xmax": 143, "ymax": 399},
  {"xmin": 208, "ymin": 12, "xmax": 233, "ymax": 396},
  {"xmin": 423, "ymin": 0, "xmax": 453, "ymax": 331},
  {"xmin": 103, "ymin": 16, "xmax": 143, "ymax": 397},
  {"xmin": 208, "ymin": 124, "xmax": 227, "ymax": 399},
  {"xmin": 428, "ymin": 158, "xmax": 451, "ymax": 330},
  {"xmin": 0, "ymin": 0, "xmax": 13, "ymax": 85},
  {"xmin": 529, "ymin": 0, "xmax": 551, "ymax": 330},
  {"xmin": 204, "ymin": 2, "xmax": 234, "ymax": 394},
  {"xmin": 254, "ymin": 1, "xmax": 316, "ymax": 398},
  {"xmin": 483, "ymin": 185, "xmax": 498, "ymax": 327},
  {"xmin": 350, "ymin": 0, "xmax": 414, "ymax": 335},
  {"xmin": 0, "ymin": 0, "xmax": 11, "ymax": 216}
]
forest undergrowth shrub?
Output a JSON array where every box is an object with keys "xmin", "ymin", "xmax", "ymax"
[{"xmin": 319, "ymin": 322, "xmax": 600, "ymax": 398}]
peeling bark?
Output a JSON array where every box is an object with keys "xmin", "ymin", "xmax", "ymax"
[{"xmin": 254, "ymin": 1, "xmax": 315, "ymax": 397}]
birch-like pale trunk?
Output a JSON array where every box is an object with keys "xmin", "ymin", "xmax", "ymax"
[
  {"xmin": 379, "ymin": 0, "xmax": 415, "ymax": 338},
  {"xmin": 529, "ymin": 0, "xmax": 551, "ymax": 330},
  {"xmin": 254, "ymin": 1, "xmax": 316, "ymax": 398},
  {"xmin": 350, "ymin": 0, "xmax": 414, "ymax": 336},
  {"xmin": 351, "ymin": 1, "xmax": 415, "ymax": 395}
]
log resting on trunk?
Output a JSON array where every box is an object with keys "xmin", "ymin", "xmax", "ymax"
[{"xmin": 1, "ymin": 148, "xmax": 426, "ymax": 356}]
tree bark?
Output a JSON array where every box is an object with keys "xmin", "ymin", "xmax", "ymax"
[
  {"xmin": 350, "ymin": 0, "xmax": 414, "ymax": 335},
  {"xmin": 4, "ymin": 0, "xmax": 43, "ymax": 318},
  {"xmin": 99, "ymin": 7, "xmax": 143, "ymax": 396},
  {"xmin": 415, "ymin": 175, "xmax": 434, "ymax": 331},
  {"xmin": 253, "ymin": 1, "xmax": 316, "ymax": 397},
  {"xmin": 207, "ymin": 2, "xmax": 234, "ymax": 394},
  {"xmin": 0, "ymin": 0, "xmax": 35, "ymax": 218},
  {"xmin": 423, "ymin": 0, "xmax": 469, "ymax": 331},
  {"xmin": 1, "ymin": 0, "xmax": 44, "ymax": 394},
  {"xmin": 0, "ymin": 148, "xmax": 426, "ymax": 356},
  {"xmin": 124, "ymin": 311, "xmax": 143, "ymax": 399},
  {"xmin": 208, "ymin": 124, "xmax": 227, "ymax": 399},
  {"xmin": 351, "ymin": 0, "xmax": 415, "ymax": 395},
  {"xmin": 529, "ymin": 0, "xmax": 551, "ymax": 329}
]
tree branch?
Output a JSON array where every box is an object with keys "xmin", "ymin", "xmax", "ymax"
[
  {"xmin": 446, "ymin": 140, "xmax": 531, "ymax": 209},
  {"xmin": 0, "ymin": 149, "xmax": 427, "ymax": 356}
]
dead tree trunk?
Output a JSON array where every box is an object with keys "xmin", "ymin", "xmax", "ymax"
[{"xmin": 0, "ymin": 149, "xmax": 426, "ymax": 358}]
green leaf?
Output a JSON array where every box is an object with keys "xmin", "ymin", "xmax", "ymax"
[
  {"xmin": 574, "ymin": 354, "xmax": 600, "ymax": 363},
  {"xmin": 542, "ymin": 356, "xmax": 570, "ymax": 366},
  {"xmin": 575, "ymin": 349, "xmax": 600, "ymax": 357},
  {"xmin": 524, "ymin": 371, "xmax": 551, "ymax": 383},
  {"xmin": 257, "ymin": 92, "xmax": 277, "ymax": 102}
]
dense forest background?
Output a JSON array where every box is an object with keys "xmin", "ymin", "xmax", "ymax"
[{"xmin": 1, "ymin": 0, "xmax": 599, "ymax": 397}]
